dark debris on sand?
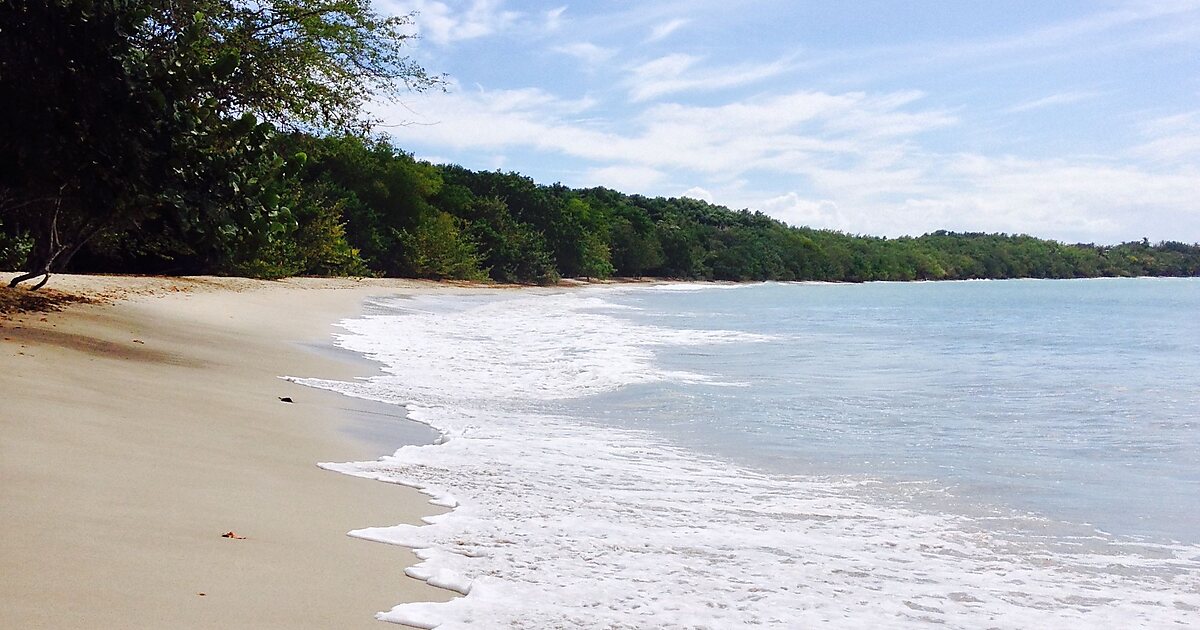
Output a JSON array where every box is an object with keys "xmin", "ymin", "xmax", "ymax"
[{"xmin": 0, "ymin": 287, "xmax": 92, "ymax": 315}]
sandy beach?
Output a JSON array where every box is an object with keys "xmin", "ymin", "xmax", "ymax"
[{"xmin": 0, "ymin": 275, "xmax": 468, "ymax": 629}]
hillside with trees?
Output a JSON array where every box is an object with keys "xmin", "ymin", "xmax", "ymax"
[{"xmin": 3, "ymin": 1, "xmax": 1198, "ymax": 287}]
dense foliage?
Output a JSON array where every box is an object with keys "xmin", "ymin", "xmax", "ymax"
[
  {"xmin": 2, "ymin": 2, "xmax": 1198, "ymax": 286},
  {"xmin": 65, "ymin": 134, "xmax": 1200, "ymax": 283},
  {"xmin": 0, "ymin": 0, "xmax": 434, "ymax": 285}
]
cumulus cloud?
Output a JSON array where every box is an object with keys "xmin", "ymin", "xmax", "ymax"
[
  {"xmin": 757, "ymin": 193, "xmax": 844, "ymax": 230},
  {"xmin": 377, "ymin": 80, "xmax": 1198, "ymax": 243},
  {"xmin": 744, "ymin": 155, "xmax": 1200, "ymax": 242}
]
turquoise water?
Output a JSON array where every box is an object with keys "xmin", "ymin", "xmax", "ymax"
[
  {"xmin": 307, "ymin": 278, "xmax": 1200, "ymax": 627},
  {"xmin": 583, "ymin": 278, "xmax": 1200, "ymax": 544}
]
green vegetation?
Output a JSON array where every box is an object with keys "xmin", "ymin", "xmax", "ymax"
[
  {"xmin": 1, "ymin": 0, "xmax": 436, "ymax": 286},
  {"xmin": 3, "ymin": 1, "xmax": 1198, "ymax": 287}
]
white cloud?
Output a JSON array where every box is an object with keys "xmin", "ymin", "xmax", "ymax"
[
  {"xmin": 923, "ymin": 158, "xmax": 1196, "ymax": 241},
  {"xmin": 395, "ymin": 0, "xmax": 521, "ymax": 45},
  {"xmin": 377, "ymin": 82, "xmax": 1198, "ymax": 243},
  {"xmin": 379, "ymin": 84, "xmax": 953, "ymax": 175},
  {"xmin": 1006, "ymin": 91, "xmax": 1100, "ymax": 113},
  {"xmin": 704, "ymin": 154, "xmax": 1200, "ymax": 243},
  {"xmin": 1132, "ymin": 111, "xmax": 1200, "ymax": 163},
  {"xmin": 366, "ymin": 0, "xmax": 1200, "ymax": 244},
  {"xmin": 791, "ymin": 3, "xmax": 1200, "ymax": 84},
  {"xmin": 991, "ymin": 2, "xmax": 1200, "ymax": 54},
  {"xmin": 647, "ymin": 18, "xmax": 690, "ymax": 42},
  {"xmin": 415, "ymin": 154, "xmax": 454, "ymax": 165},
  {"xmin": 757, "ymin": 193, "xmax": 843, "ymax": 229},
  {"xmin": 544, "ymin": 6, "xmax": 567, "ymax": 31},
  {"xmin": 625, "ymin": 53, "xmax": 799, "ymax": 102},
  {"xmin": 554, "ymin": 42, "xmax": 617, "ymax": 65},
  {"xmin": 681, "ymin": 187, "xmax": 713, "ymax": 202}
]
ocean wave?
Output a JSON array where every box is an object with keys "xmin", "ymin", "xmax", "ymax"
[{"xmin": 295, "ymin": 289, "xmax": 1200, "ymax": 629}]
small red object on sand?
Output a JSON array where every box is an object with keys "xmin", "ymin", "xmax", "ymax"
[{"xmin": 221, "ymin": 531, "xmax": 246, "ymax": 539}]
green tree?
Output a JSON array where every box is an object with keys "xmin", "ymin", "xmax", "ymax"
[
  {"xmin": 293, "ymin": 135, "xmax": 446, "ymax": 274},
  {"xmin": 397, "ymin": 212, "xmax": 486, "ymax": 280},
  {"xmin": 453, "ymin": 195, "xmax": 557, "ymax": 284},
  {"xmin": 608, "ymin": 217, "xmax": 664, "ymax": 277},
  {"xmin": 0, "ymin": 0, "xmax": 437, "ymax": 287},
  {"xmin": 578, "ymin": 233, "xmax": 614, "ymax": 280},
  {"xmin": 159, "ymin": 0, "xmax": 440, "ymax": 132}
]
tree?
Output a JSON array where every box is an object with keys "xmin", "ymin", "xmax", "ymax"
[
  {"xmin": 136, "ymin": 0, "xmax": 441, "ymax": 132},
  {"xmin": 608, "ymin": 217, "xmax": 663, "ymax": 277},
  {"xmin": 397, "ymin": 211, "xmax": 486, "ymax": 280},
  {"xmin": 453, "ymin": 195, "xmax": 558, "ymax": 284},
  {"xmin": 292, "ymin": 135, "xmax": 445, "ymax": 274},
  {"xmin": 2, "ymin": 0, "xmax": 162, "ymax": 287},
  {"xmin": 0, "ymin": 0, "xmax": 438, "ymax": 287},
  {"xmin": 578, "ymin": 233, "xmax": 614, "ymax": 280}
]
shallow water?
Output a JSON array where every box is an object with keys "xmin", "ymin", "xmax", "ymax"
[{"xmin": 296, "ymin": 278, "xmax": 1200, "ymax": 628}]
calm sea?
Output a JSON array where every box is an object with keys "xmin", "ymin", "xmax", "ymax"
[{"xmin": 299, "ymin": 278, "xmax": 1200, "ymax": 629}]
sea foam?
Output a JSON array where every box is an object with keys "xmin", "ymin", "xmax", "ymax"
[{"xmin": 295, "ymin": 286, "xmax": 1200, "ymax": 629}]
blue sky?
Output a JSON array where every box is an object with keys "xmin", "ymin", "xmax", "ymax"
[{"xmin": 371, "ymin": 0, "xmax": 1200, "ymax": 244}]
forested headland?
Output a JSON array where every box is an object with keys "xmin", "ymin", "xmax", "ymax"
[{"xmin": 3, "ymin": 0, "xmax": 1198, "ymax": 288}]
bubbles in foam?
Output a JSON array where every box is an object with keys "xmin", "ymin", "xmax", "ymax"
[
  {"xmin": 323, "ymin": 292, "xmax": 766, "ymax": 406},
  {"xmin": 297, "ymin": 289, "xmax": 1200, "ymax": 629}
]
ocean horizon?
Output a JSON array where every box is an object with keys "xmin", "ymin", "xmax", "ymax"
[{"xmin": 299, "ymin": 277, "xmax": 1200, "ymax": 628}]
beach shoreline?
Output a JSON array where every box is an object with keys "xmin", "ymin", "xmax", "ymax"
[{"xmin": 0, "ymin": 275, "xmax": 474, "ymax": 629}]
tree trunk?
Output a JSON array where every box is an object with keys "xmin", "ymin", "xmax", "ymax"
[
  {"xmin": 7, "ymin": 238, "xmax": 65, "ymax": 289},
  {"xmin": 7, "ymin": 195, "xmax": 74, "ymax": 290},
  {"xmin": 7, "ymin": 268, "xmax": 51, "ymax": 289},
  {"xmin": 8, "ymin": 206, "xmax": 111, "ymax": 288}
]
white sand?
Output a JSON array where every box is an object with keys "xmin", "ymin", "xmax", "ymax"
[{"xmin": 0, "ymin": 275, "xmax": 482, "ymax": 629}]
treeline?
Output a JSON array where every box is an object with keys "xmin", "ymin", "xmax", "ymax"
[
  {"xmin": 2, "ymin": 1, "xmax": 1198, "ymax": 287},
  {"xmin": 216, "ymin": 136, "xmax": 1200, "ymax": 281},
  {"xmin": 7, "ymin": 132, "xmax": 1200, "ymax": 283}
]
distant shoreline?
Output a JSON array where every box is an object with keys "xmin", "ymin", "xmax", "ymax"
[{"xmin": 3, "ymin": 271, "xmax": 1196, "ymax": 316}]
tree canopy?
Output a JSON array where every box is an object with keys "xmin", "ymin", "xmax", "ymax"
[
  {"xmin": 0, "ymin": 0, "xmax": 437, "ymax": 286},
  {"xmin": 58, "ymin": 133, "xmax": 1200, "ymax": 284}
]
